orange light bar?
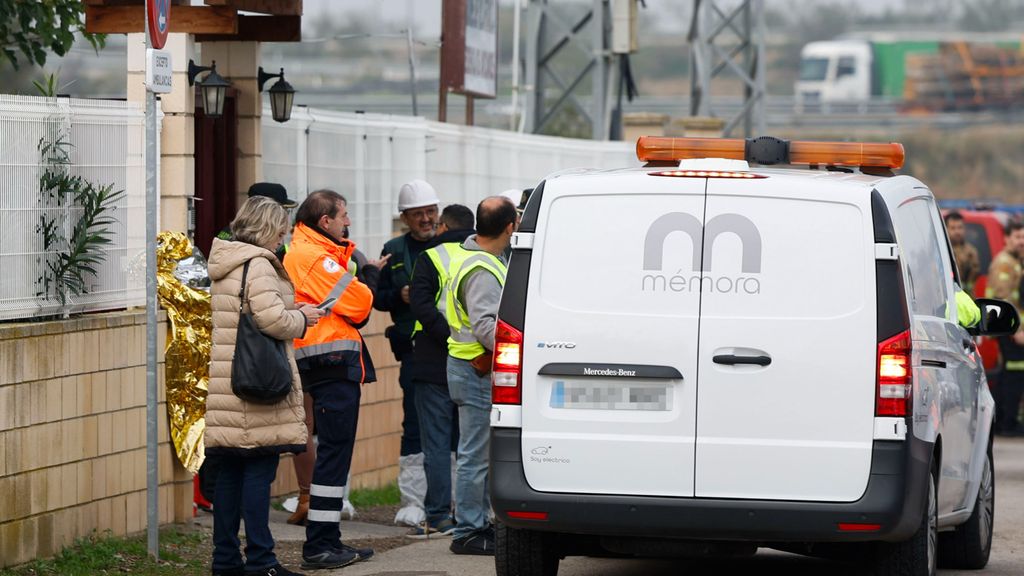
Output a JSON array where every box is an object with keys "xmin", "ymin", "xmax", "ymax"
[
  {"xmin": 637, "ymin": 137, "xmax": 745, "ymax": 163},
  {"xmin": 789, "ymin": 141, "xmax": 905, "ymax": 169},
  {"xmin": 636, "ymin": 136, "xmax": 905, "ymax": 169}
]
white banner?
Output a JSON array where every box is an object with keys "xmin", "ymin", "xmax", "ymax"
[{"xmin": 464, "ymin": 0, "xmax": 497, "ymax": 97}]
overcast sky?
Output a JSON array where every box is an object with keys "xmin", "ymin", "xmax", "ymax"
[{"xmin": 298, "ymin": 0, "xmax": 907, "ymax": 38}]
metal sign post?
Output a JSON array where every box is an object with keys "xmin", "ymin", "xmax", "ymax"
[{"xmin": 144, "ymin": 0, "xmax": 171, "ymax": 560}]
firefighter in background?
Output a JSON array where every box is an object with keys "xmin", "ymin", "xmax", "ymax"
[
  {"xmin": 944, "ymin": 211, "xmax": 980, "ymax": 295},
  {"xmin": 987, "ymin": 221, "xmax": 1024, "ymax": 436}
]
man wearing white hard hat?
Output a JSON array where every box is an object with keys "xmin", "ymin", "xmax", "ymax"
[{"xmin": 375, "ymin": 179, "xmax": 441, "ymax": 527}]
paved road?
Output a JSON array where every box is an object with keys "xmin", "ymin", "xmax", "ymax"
[{"xmin": 330, "ymin": 436, "xmax": 1024, "ymax": 576}]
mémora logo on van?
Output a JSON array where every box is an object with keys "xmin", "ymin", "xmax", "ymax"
[{"xmin": 641, "ymin": 212, "xmax": 762, "ymax": 295}]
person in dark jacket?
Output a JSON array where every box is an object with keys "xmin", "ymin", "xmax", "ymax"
[
  {"xmin": 405, "ymin": 204, "xmax": 476, "ymax": 538},
  {"xmin": 376, "ymin": 179, "xmax": 441, "ymax": 525}
]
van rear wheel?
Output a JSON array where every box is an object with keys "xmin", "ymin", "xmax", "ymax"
[
  {"xmin": 872, "ymin": 468, "xmax": 937, "ymax": 576},
  {"xmin": 939, "ymin": 448, "xmax": 994, "ymax": 569},
  {"xmin": 495, "ymin": 521, "xmax": 560, "ymax": 576}
]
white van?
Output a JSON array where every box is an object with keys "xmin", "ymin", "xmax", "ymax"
[{"xmin": 489, "ymin": 136, "xmax": 1019, "ymax": 576}]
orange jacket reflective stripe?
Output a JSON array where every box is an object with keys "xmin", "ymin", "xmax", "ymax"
[{"xmin": 284, "ymin": 223, "xmax": 374, "ymax": 382}]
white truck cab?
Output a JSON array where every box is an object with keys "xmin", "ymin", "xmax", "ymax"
[
  {"xmin": 490, "ymin": 136, "xmax": 1018, "ymax": 576},
  {"xmin": 795, "ymin": 40, "xmax": 873, "ymax": 107}
]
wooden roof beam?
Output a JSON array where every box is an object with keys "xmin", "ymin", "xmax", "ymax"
[
  {"xmin": 85, "ymin": 5, "xmax": 238, "ymax": 35},
  {"xmin": 195, "ymin": 15, "xmax": 301, "ymax": 43},
  {"xmin": 203, "ymin": 0, "xmax": 302, "ymax": 16}
]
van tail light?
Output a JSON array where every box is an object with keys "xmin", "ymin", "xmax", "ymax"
[
  {"xmin": 877, "ymin": 330, "xmax": 912, "ymax": 417},
  {"xmin": 493, "ymin": 319, "xmax": 523, "ymax": 405}
]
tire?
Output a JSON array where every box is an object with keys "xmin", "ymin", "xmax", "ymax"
[
  {"xmin": 495, "ymin": 521, "xmax": 560, "ymax": 576},
  {"xmin": 939, "ymin": 448, "xmax": 994, "ymax": 569},
  {"xmin": 873, "ymin": 468, "xmax": 938, "ymax": 576}
]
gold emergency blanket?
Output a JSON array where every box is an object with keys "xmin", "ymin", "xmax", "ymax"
[{"xmin": 156, "ymin": 231, "xmax": 210, "ymax": 474}]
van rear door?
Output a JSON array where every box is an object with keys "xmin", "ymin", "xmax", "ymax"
[
  {"xmin": 520, "ymin": 173, "xmax": 705, "ymax": 497},
  {"xmin": 694, "ymin": 175, "xmax": 877, "ymax": 502}
]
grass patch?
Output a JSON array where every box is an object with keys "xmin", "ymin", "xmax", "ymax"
[
  {"xmin": 0, "ymin": 527, "xmax": 208, "ymax": 576},
  {"xmin": 348, "ymin": 482, "xmax": 400, "ymax": 508}
]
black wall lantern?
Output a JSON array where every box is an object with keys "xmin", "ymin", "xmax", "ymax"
[
  {"xmin": 258, "ymin": 67, "xmax": 296, "ymax": 123},
  {"xmin": 188, "ymin": 59, "xmax": 231, "ymax": 119}
]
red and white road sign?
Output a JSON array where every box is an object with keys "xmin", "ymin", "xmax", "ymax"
[{"xmin": 147, "ymin": 0, "xmax": 171, "ymax": 49}]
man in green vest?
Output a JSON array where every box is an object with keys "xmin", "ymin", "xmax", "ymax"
[
  {"xmin": 376, "ymin": 179, "xmax": 442, "ymax": 526},
  {"xmin": 444, "ymin": 196, "xmax": 517, "ymax": 555}
]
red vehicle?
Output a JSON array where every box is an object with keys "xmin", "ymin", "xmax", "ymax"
[{"xmin": 944, "ymin": 209, "xmax": 1010, "ymax": 373}]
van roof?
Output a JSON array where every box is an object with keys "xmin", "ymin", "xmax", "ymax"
[{"xmin": 546, "ymin": 165, "xmax": 900, "ymax": 193}]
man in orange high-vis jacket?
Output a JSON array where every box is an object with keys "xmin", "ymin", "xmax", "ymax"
[{"xmin": 284, "ymin": 189, "xmax": 388, "ymax": 570}]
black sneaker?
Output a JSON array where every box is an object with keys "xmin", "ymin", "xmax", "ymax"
[
  {"xmin": 300, "ymin": 549, "xmax": 359, "ymax": 570},
  {"xmin": 244, "ymin": 565, "xmax": 305, "ymax": 576},
  {"xmin": 333, "ymin": 543, "xmax": 374, "ymax": 562},
  {"xmin": 212, "ymin": 568, "xmax": 244, "ymax": 576},
  {"xmin": 449, "ymin": 528, "xmax": 495, "ymax": 556}
]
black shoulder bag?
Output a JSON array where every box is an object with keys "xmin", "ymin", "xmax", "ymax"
[{"xmin": 230, "ymin": 259, "xmax": 293, "ymax": 404}]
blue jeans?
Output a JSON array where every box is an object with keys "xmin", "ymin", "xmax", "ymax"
[
  {"xmin": 211, "ymin": 453, "xmax": 281, "ymax": 572},
  {"xmin": 415, "ymin": 380, "xmax": 459, "ymax": 524},
  {"xmin": 447, "ymin": 356, "xmax": 492, "ymax": 539}
]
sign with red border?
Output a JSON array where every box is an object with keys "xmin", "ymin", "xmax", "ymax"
[{"xmin": 147, "ymin": 0, "xmax": 171, "ymax": 49}]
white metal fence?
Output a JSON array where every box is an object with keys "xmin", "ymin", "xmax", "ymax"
[
  {"xmin": 0, "ymin": 95, "xmax": 145, "ymax": 321},
  {"xmin": 263, "ymin": 107, "xmax": 637, "ymax": 255}
]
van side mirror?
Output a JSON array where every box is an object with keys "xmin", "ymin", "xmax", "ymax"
[{"xmin": 970, "ymin": 298, "xmax": 1021, "ymax": 336}]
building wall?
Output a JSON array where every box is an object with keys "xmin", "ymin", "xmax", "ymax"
[
  {"xmin": 126, "ymin": 32, "xmax": 196, "ymax": 236},
  {"xmin": 0, "ymin": 311, "xmax": 192, "ymax": 568},
  {"xmin": 200, "ymin": 42, "xmax": 263, "ymax": 211}
]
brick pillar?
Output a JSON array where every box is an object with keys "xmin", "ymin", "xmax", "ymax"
[
  {"xmin": 126, "ymin": 33, "xmax": 196, "ymax": 234},
  {"xmin": 200, "ymin": 42, "xmax": 263, "ymax": 208}
]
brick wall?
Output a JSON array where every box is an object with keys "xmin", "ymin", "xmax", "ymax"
[
  {"xmin": 0, "ymin": 311, "xmax": 193, "ymax": 568},
  {"xmin": 1, "ymin": 310, "xmax": 408, "ymax": 567}
]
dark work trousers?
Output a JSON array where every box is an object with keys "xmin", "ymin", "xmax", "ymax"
[
  {"xmin": 998, "ymin": 370, "xmax": 1024, "ymax": 432},
  {"xmin": 399, "ymin": 351, "xmax": 422, "ymax": 455},
  {"xmin": 414, "ymin": 378, "xmax": 460, "ymax": 524},
  {"xmin": 211, "ymin": 453, "xmax": 280, "ymax": 572},
  {"xmin": 997, "ymin": 336, "xmax": 1024, "ymax": 433},
  {"xmin": 303, "ymin": 380, "xmax": 361, "ymax": 557}
]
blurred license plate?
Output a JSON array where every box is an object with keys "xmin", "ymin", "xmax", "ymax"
[{"xmin": 550, "ymin": 380, "xmax": 670, "ymax": 411}]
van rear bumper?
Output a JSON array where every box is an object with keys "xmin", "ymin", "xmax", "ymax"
[{"xmin": 490, "ymin": 428, "xmax": 931, "ymax": 543}]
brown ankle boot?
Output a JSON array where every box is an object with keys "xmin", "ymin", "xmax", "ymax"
[{"xmin": 287, "ymin": 488, "xmax": 309, "ymax": 526}]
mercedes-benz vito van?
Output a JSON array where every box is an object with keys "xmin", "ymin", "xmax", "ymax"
[{"xmin": 489, "ymin": 136, "xmax": 1019, "ymax": 576}]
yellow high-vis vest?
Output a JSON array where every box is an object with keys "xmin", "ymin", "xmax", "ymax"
[
  {"xmin": 411, "ymin": 242, "xmax": 456, "ymax": 338},
  {"xmin": 443, "ymin": 245, "xmax": 507, "ymax": 360}
]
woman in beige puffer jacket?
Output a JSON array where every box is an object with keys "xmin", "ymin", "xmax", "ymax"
[{"xmin": 206, "ymin": 196, "xmax": 323, "ymax": 576}]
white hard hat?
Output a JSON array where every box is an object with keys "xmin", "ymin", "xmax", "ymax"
[
  {"xmin": 499, "ymin": 189, "xmax": 521, "ymax": 205},
  {"xmin": 398, "ymin": 179, "xmax": 440, "ymax": 212}
]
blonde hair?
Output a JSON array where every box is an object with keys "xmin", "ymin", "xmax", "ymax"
[{"xmin": 230, "ymin": 196, "xmax": 289, "ymax": 248}]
